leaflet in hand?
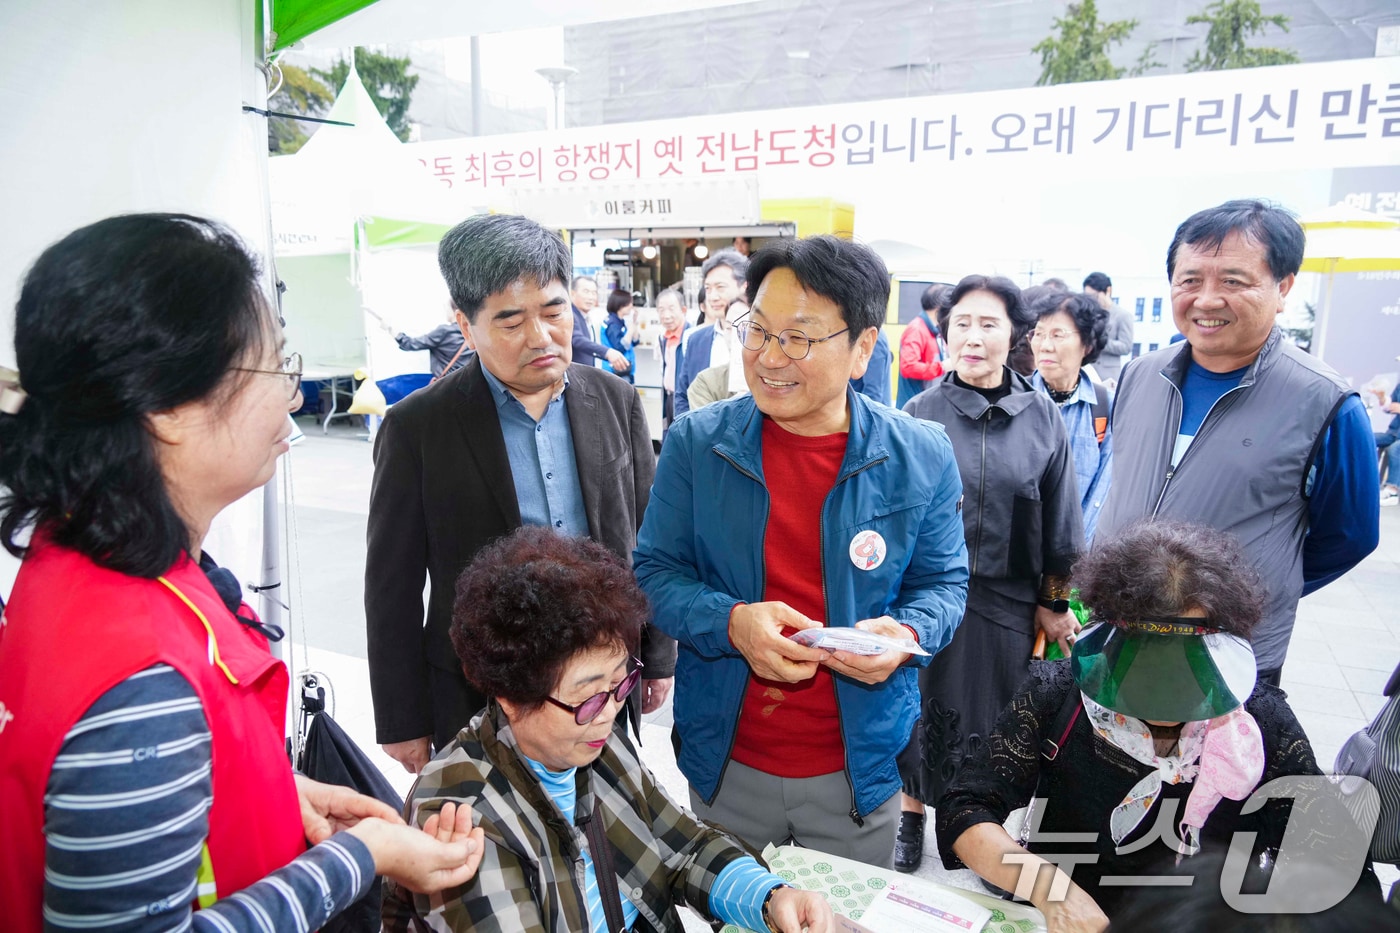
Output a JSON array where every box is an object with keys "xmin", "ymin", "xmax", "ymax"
[{"xmin": 788, "ymin": 627, "xmax": 929, "ymax": 657}]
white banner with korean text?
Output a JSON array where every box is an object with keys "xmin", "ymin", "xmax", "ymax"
[
  {"xmin": 400, "ymin": 56, "xmax": 1400, "ymax": 367},
  {"xmin": 408, "ymin": 57, "xmax": 1400, "ymax": 197}
]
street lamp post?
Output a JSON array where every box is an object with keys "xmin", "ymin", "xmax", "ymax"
[{"xmin": 535, "ymin": 65, "xmax": 578, "ymax": 131}]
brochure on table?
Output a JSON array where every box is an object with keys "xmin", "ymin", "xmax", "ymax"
[
  {"xmin": 719, "ymin": 844, "xmax": 1045, "ymax": 933},
  {"xmin": 859, "ymin": 876, "xmax": 994, "ymax": 932}
]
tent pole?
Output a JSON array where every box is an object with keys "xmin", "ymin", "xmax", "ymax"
[
  {"xmin": 471, "ymin": 36, "xmax": 483, "ymax": 136},
  {"xmin": 260, "ymin": 469, "xmax": 286, "ymax": 662},
  {"xmin": 1314, "ymin": 262, "xmax": 1336, "ymax": 361},
  {"xmin": 251, "ymin": 24, "xmax": 293, "ymax": 716}
]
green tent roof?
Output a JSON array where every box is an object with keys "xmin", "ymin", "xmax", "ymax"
[
  {"xmin": 359, "ymin": 217, "xmax": 453, "ymax": 249},
  {"xmin": 272, "ymin": 0, "xmax": 379, "ymax": 52}
]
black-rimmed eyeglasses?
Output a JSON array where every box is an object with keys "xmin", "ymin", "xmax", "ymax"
[
  {"xmin": 544, "ymin": 661, "xmax": 642, "ymax": 724},
  {"xmin": 735, "ymin": 321, "xmax": 849, "ymax": 361},
  {"xmin": 236, "ymin": 352, "xmax": 303, "ymax": 400}
]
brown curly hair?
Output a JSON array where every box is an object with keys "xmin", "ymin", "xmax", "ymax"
[
  {"xmin": 449, "ymin": 527, "xmax": 647, "ymax": 711},
  {"xmin": 1072, "ymin": 519, "xmax": 1265, "ymax": 639}
]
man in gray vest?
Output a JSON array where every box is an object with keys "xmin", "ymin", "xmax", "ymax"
[{"xmin": 1096, "ymin": 200, "xmax": 1379, "ymax": 687}]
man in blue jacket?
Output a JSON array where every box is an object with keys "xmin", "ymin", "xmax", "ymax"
[{"xmin": 634, "ymin": 235, "xmax": 969, "ymax": 868}]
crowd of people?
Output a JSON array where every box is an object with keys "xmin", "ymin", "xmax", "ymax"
[{"xmin": 0, "ymin": 199, "xmax": 1393, "ymax": 933}]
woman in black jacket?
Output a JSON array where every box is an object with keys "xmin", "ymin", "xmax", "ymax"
[{"xmin": 895, "ymin": 274, "xmax": 1084, "ymax": 871}]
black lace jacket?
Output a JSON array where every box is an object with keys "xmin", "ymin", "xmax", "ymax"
[{"xmin": 934, "ymin": 661, "xmax": 1372, "ymax": 917}]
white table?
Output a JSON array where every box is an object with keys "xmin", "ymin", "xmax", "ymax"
[
  {"xmin": 719, "ymin": 845, "xmax": 1047, "ymax": 933},
  {"xmin": 302, "ymin": 364, "xmax": 361, "ymax": 435}
]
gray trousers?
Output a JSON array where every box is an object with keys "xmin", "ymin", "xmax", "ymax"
[{"xmin": 689, "ymin": 759, "xmax": 901, "ymax": 869}]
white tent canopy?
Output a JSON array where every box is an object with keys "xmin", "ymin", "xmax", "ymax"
[
  {"xmin": 270, "ymin": 64, "xmax": 466, "ymax": 257},
  {"xmin": 270, "ymin": 65, "xmax": 469, "ymax": 380}
]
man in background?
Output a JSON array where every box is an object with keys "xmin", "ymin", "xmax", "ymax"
[
  {"xmin": 896, "ymin": 284, "xmax": 946, "ymax": 407},
  {"xmin": 569, "ymin": 274, "xmax": 630, "ymax": 373},
  {"xmin": 850, "ymin": 330, "xmax": 893, "ymax": 405},
  {"xmin": 673, "ymin": 249, "xmax": 750, "ymax": 418},
  {"xmin": 1084, "ymin": 271, "xmax": 1132, "ymax": 385},
  {"xmin": 390, "ymin": 315, "xmax": 471, "ymax": 379}
]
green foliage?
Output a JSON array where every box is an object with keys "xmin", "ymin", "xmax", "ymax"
[
  {"xmin": 267, "ymin": 64, "xmax": 334, "ymax": 155},
  {"xmin": 1184, "ymin": 0, "xmax": 1301, "ymax": 72},
  {"xmin": 314, "ymin": 48, "xmax": 420, "ymax": 142},
  {"xmin": 1033, "ymin": 0, "xmax": 1158, "ymax": 85},
  {"xmin": 1130, "ymin": 43, "xmax": 1164, "ymax": 78}
]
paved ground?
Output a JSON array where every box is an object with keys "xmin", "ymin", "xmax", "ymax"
[{"xmin": 280, "ymin": 418, "xmax": 1399, "ymax": 919}]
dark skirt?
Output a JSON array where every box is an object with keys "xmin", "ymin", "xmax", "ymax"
[{"xmin": 900, "ymin": 587, "xmax": 1036, "ymax": 805}]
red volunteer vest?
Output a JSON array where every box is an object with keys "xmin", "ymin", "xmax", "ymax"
[{"xmin": 0, "ymin": 541, "xmax": 306, "ymax": 931}]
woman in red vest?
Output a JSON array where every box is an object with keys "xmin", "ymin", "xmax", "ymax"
[{"xmin": 0, "ymin": 214, "xmax": 483, "ymax": 932}]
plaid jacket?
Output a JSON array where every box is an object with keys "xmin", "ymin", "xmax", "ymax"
[{"xmin": 382, "ymin": 705, "xmax": 754, "ymax": 932}]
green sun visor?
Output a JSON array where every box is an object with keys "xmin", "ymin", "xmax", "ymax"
[{"xmin": 1071, "ymin": 619, "xmax": 1257, "ymax": 723}]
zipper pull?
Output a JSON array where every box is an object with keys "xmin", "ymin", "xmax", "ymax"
[{"xmin": 849, "ymin": 807, "xmax": 864, "ymax": 827}]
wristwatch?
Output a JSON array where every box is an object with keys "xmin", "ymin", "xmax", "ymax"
[
  {"xmin": 762, "ymin": 885, "xmax": 786, "ymax": 933},
  {"xmin": 1037, "ymin": 595, "xmax": 1070, "ymax": 613}
]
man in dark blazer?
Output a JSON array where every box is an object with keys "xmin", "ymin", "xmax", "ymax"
[
  {"xmin": 569, "ymin": 274, "xmax": 630, "ymax": 373},
  {"xmin": 366, "ymin": 213, "xmax": 672, "ymax": 775}
]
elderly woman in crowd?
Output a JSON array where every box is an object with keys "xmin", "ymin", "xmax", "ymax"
[
  {"xmin": 936, "ymin": 520, "xmax": 1376, "ymax": 931},
  {"xmin": 0, "ymin": 214, "xmax": 480, "ymax": 932},
  {"xmin": 384, "ymin": 526, "xmax": 832, "ymax": 932},
  {"xmin": 895, "ymin": 275, "xmax": 1083, "ymax": 872},
  {"xmin": 1027, "ymin": 290, "xmax": 1113, "ymax": 543}
]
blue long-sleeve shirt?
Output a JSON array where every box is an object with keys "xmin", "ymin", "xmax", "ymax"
[{"xmin": 1302, "ymin": 393, "xmax": 1379, "ymax": 594}]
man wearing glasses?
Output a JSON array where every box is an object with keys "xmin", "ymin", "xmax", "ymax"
[
  {"xmin": 366, "ymin": 214, "xmax": 672, "ymax": 776},
  {"xmin": 672, "ymin": 248, "xmax": 749, "ymax": 419},
  {"xmin": 634, "ymin": 236, "xmax": 969, "ymax": 867}
]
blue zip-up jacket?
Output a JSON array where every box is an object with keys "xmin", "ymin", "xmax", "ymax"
[{"xmin": 634, "ymin": 388, "xmax": 969, "ymax": 818}]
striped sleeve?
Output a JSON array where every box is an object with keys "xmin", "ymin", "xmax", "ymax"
[
  {"xmin": 706, "ymin": 856, "xmax": 785, "ymax": 933},
  {"xmin": 43, "ymin": 663, "xmax": 376, "ymax": 933}
]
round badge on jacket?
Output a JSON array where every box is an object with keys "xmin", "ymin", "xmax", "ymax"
[{"xmin": 848, "ymin": 530, "xmax": 886, "ymax": 571}]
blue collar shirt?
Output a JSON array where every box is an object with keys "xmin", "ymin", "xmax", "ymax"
[{"xmin": 481, "ymin": 366, "xmax": 590, "ymax": 536}]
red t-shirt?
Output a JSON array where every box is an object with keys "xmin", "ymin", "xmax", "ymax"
[{"xmin": 730, "ymin": 418, "xmax": 848, "ymax": 777}]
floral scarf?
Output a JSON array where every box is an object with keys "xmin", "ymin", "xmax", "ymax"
[{"xmin": 1081, "ymin": 693, "xmax": 1265, "ymax": 855}]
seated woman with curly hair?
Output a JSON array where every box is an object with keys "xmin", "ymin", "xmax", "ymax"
[
  {"xmin": 383, "ymin": 526, "xmax": 832, "ymax": 933},
  {"xmin": 935, "ymin": 520, "xmax": 1378, "ymax": 932}
]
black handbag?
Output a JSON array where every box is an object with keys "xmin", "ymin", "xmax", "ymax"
[{"xmin": 295, "ymin": 676, "xmax": 405, "ymax": 933}]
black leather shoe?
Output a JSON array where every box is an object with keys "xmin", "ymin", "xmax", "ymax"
[{"xmin": 893, "ymin": 811, "xmax": 925, "ymax": 873}]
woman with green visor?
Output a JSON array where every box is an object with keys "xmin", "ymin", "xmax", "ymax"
[{"xmin": 933, "ymin": 520, "xmax": 1372, "ymax": 930}]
